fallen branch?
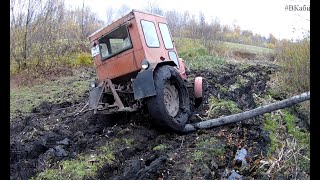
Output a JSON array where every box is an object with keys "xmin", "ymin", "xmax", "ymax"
[
  {"xmin": 74, "ymin": 101, "xmax": 89, "ymax": 116},
  {"xmin": 62, "ymin": 101, "xmax": 90, "ymax": 118},
  {"xmin": 183, "ymin": 91, "xmax": 310, "ymax": 132},
  {"xmin": 55, "ymin": 103, "xmax": 85, "ymax": 111}
]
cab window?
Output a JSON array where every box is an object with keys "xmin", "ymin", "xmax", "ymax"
[
  {"xmin": 159, "ymin": 23, "xmax": 173, "ymax": 49},
  {"xmin": 98, "ymin": 25, "xmax": 132, "ymax": 60},
  {"xmin": 141, "ymin": 20, "xmax": 160, "ymax": 48}
]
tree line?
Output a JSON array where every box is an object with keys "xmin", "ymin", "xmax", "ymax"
[
  {"xmin": 10, "ymin": 0, "xmax": 278, "ymax": 74},
  {"xmin": 10, "ymin": 0, "xmax": 103, "ymax": 72}
]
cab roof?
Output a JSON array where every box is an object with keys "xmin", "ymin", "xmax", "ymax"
[{"xmin": 88, "ymin": 9, "xmax": 165, "ymax": 42}]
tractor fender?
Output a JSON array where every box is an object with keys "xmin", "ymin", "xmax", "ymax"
[
  {"xmin": 194, "ymin": 77, "xmax": 203, "ymax": 98},
  {"xmin": 177, "ymin": 58, "xmax": 187, "ymax": 80},
  {"xmin": 132, "ymin": 61, "xmax": 176, "ymax": 100}
]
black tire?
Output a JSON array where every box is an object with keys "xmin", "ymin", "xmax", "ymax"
[{"xmin": 146, "ymin": 65, "xmax": 190, "ymax": 132}]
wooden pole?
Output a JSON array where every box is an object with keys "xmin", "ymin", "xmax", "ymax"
[{"xmin": 183, "ymin": 91, "xmax": 310, "ymax": 132}]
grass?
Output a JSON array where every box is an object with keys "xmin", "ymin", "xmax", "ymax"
[
  {"xmin": 274, "ymin": 38, "xmax": 310, "ymax": 95},
  {"xmin": 35, "ymin": 157, "xmax": 100, "ymax": 180},
  {"xmin": 261, "ymin": 37, "xmax": 310, "ymax": 172},
  {"xmin": 10, "ymin": 69, "xmax": 94, "ymax": 120},
  {"xmin": 193, "ymin": 150, "xmax": 204, "ymax": 161},
  {"xmin": 228, "ymin": 75, "xmax": 250, "ymax": 91},
  {"xmin": 262, "ymin": 113, "xmax": 282, "ymax": 157},
  {"xmin": 152, "ymin": 144, "xmax": 167, "ymax": 151},
  {"xmin": 33, "ymin": 154, "xmax": 103, "ymax": 180},
  {"xmin": 185, "ymin": 55, "xmax": 226, "ymax": 71},
  {"xmin": 223, "ymin": 41, "xmax": 274, "ymax": 54},
  {"xmin": 283, "ymin": 111, "xmax": 310, "ymax": 171},
  {"xmin": 192, "ymin": 135, "xmax": 226, "ymax": 162},
  {"xmin": 207, "ymin": 96, "xmax": 242, "ymax": 118},
  {"xmin": 31, "ymin": 137, "xmax": 130, "ymax": 180},
  {"xmin": 283, "ymin": 111, "xmax": 309, "ymax": 145},
  {"xmin": 174, "ymin": 37, "xmax": 274, "ymax": 62},
  {"xmin": 262, "ymin": 109, "xmax": 310, "ymax": 174}
]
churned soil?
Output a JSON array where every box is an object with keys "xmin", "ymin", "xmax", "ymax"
[{"xmin": 11, "ymin": 63, "xmax": 283, "ymax": 179}]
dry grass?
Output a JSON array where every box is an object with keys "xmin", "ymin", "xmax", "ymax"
[
  {"xmin": 274, "ymin": 38, "xmax": 310, "ymax": 95},
  {"xmin": 260, "ymin": 110, "xmax": 310, "ymax": 179}
]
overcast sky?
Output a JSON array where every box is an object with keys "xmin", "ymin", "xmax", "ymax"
[{"xmin": 65, "ymin": 0, "xmax": 310, "ymax": 40}]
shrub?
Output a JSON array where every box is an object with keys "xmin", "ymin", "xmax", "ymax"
[
  {"xmin": 208, "ymin": 42, "xmax": 232, "ymax": 58},
  {"xmin": 274, "ymin": 38, "xmax": 310, "ymax": 94},
  {"xmin": 73, "ymin": 52, "xmax": 93, "ymax": 67},
  {"xmin": 174, "ymin": 38, "xmax": 209, "ymax": 59}
]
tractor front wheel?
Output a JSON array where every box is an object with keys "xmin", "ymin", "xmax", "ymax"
[{"xmin": 146, "ymin": 65, "xmax": 190, "ymax": 132}]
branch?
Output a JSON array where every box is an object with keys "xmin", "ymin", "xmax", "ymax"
[{"xmin": 183, "ymin": 91, "xmax": 310, "ymax": 132}]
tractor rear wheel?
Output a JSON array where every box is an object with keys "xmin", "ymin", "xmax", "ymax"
[{"xmin": 146, "ymin": 65, "xmax": 190, "ymax": 132}]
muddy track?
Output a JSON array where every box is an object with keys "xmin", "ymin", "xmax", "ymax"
[{"xmin": 10, "ymin": 63, "xmax": 279, "ymax": 179}]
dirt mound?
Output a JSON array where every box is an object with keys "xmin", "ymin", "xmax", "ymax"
[{"xmin": 10, "ymin": 63, "xmax": 279, "ymax": 179}]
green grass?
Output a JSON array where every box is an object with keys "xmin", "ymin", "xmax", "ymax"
[
  {"xmin": 123, "ymin": 138, "xmax": 134, "ymax": 146},
  {"xmin": 223, "ymin": 41, "xmax": 274, "ymax": 54},
  {"xmin": 283, "ymin": 111, "xmax": 309, "ymax": 144},
  {"xmin": 228, "ymin": 75, "xmax": 250, "ymax": 91},
  {"xmin": 152, "ymin": 144, "xmax": 167, "ymax": 151},
  {"xmin": 262, "ymin": 113, "xmax": 282, "ymax": 157},
  {"xmin": 33, "ymin": 154, "xmax": 101, "ymax": 180},
  {"xmin": 35, "ymin": 157, "xmax": 100, "ymax": 180},
  {"xmin": 192, "ymin": 135, "xmax": 226, "ymax": 162},
  {"xmin": 283, "ymin": 111, "xmax": 310, "ymax": 171},
  {"xmin": 173, "ymin": 37, "xmax": 275, "ymax": 71},
  {"xmin": 262, "ymin": 110, "xmax": 310, "ymax": 172},
  {"xmin": 207, "ymin": 96, "xmax": 242, "ymax": 118},
  {"xmin": 185, "ymin": 55, "xmax": 226, "ymax": 71},
  {"xmin": 193, "ymin": 150, "xmax": 204, "ymax": 161},
  {"xmin": 32, "ymin": 136, "xmax": 137, "ymax": 179},
  {"xmin": 10, "ymin": 72, "xmax": 93, "ymax": 120},
  {"xmin": 32, "ymin": 138, "xmax": 127, "ymax": 180},
  {"xmin": 174, "ymin": 37, "xmax": 274, "ymax": 59},
  {"xmin": 174, "ymin": 37, "xmax": 209, "ymax": 59}
]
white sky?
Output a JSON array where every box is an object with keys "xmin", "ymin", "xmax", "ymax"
[{"xmin": 65, "ymin": 0, "xmax": 310, "ymax": 40}]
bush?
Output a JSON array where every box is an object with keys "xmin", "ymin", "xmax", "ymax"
[
  {"xmin": 10, "ymin": 62, "xmax": 19, "ymax": 77},
  {"xmin": 73, "ymin": 52, "xmax": 93, "ymax": 67},
  {"xmin": 174, "ymin": 38, "xmax": 209, "ymax": 59},
  {"xmin": 275, "ymin": 38, "xmax": 310, "ymax": 94},
  {"xmin": 207, "ymin": 42, "xmax": 231, "ymax": 58}
]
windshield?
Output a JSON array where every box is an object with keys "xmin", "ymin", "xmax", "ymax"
[{"xmin": 98, "ymin": 25, "xmax": 132, "ymax": 60}]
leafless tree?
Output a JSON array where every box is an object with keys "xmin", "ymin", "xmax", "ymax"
[
  {"xmin": 144, "ymin": 0, "xmax": 163, "ymax": 16},
  {"xmin": 116, "ymin": 4, "xmax": 131, "ymax": 19},
  {"xmin": 165, "ymin": 10, "xmax": 182, "ymax": 36},
  {"xmin": 106, "ymin": 7, "xmax": 115, "ymax": 25}
]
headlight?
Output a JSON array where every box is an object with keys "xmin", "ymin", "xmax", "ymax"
[
  {"xmin": 141, "ymin": 60, "xmax": 149, "ymax": 69},
  {"xmin": 90, "ymin": 81, "xmax": 96, "ymax": 88}
]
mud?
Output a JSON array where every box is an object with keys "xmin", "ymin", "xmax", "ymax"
[{"xmin": 10, "ymin": 63, "xmax": 282, "ymax": 179}]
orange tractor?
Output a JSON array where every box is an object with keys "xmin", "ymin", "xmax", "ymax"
[{"xmin": 88, "ymin": 10, "xmax": 203, "ymax": 132}]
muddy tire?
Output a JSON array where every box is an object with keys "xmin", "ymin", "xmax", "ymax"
[{"xmin": 146, "ymin": 65, "xmax": 190, "ymax": 132}]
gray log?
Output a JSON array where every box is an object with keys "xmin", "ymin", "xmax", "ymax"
[{"xmin": 183, "ymin": 91, "xmax": 310, "ymax": 132}]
